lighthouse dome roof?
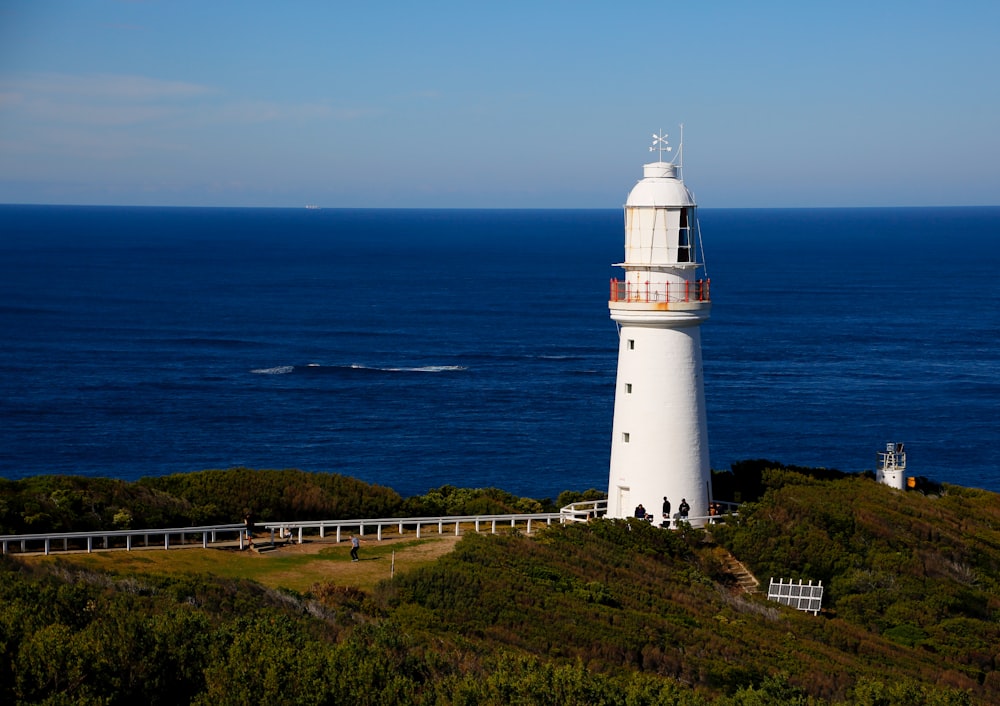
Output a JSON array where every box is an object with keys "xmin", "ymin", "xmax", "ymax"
[{"xmin": 626, "ymin": 161, "xmax": 696, "ymax": 208}]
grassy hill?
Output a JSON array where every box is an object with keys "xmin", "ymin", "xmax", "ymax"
[{"xmin": 1, "ymin": 466, "xmax": 997, "ymax": 704}]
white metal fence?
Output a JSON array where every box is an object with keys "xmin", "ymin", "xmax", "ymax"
[
  {"xmin": 0, "ymin": 514, "xmax": 565, "ymax": 556},
  {"xmin": 2, "ymin": 501, "xmax": 738, "ymax": 556},
  {"xmin": 262, "ymin": 513, "xmax": 564, "ymax": 545},
  {"xmin": 0, "ymin": 524, "xmax": 246, "ymax": 555}
]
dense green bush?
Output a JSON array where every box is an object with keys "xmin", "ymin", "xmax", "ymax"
[
  {"xmin": 0, "ymin": 471, "xmax": 562, "ymax": 534},
  {"xmin": 0, "ymin": 475, "xmax": 189, "ymax": 534},
  {"xmin": 0, "ymin": 469, "xmax": 406, "ymax": 533},
  {"xmin": 139, "ymin": 467, "xmax": 404, "ymax": 524},
  {"xmin": 400, "ymin": 484, "xmax": 547, "ymax": 516}
]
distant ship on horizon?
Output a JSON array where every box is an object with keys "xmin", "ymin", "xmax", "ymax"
[{"xmin": 305, "ymin": 204, "xmax": 321, "ymax": 210}]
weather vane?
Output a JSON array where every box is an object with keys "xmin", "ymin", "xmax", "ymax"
[{"xmin": 650, "ymin": 130, "xmax": 672, "ymax": 160}]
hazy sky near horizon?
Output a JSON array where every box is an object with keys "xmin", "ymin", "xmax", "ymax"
[{"xmin": 2, "ymin": 1, "xmax": 998, "ymax": 208}]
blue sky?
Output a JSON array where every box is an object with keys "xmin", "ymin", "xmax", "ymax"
[{"xmin": 1, "ymin": 1, "xmax": 998, "ymax": 208}]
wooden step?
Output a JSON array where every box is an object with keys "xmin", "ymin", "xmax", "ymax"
[{"xmin": 721, "ymin": 551, "xmax": 760, "ymax": 593}]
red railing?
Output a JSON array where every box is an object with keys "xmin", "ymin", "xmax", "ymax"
[{"xmin": 609, "ymin": 278, "xmax": 710, "ymax": 304}]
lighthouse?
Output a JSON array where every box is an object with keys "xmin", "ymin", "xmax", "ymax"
[
  {"xmin": 876, "ymin": 442, "xmax": 907, "ymax": 490},
  {"xmin": 606, "ymin": 131, "xmax": 712, "ymax": 525}
]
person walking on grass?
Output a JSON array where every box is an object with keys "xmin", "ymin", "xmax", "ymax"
[{"xmin": 350, "ymin": 534, "xmax": 360, "ymax": 562}]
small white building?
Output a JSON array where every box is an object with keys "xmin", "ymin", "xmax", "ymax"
[
  {"xmin": 606, "ymin": 132, "xmax": 713, "ymax": 524},
  {"xmin": 877, "ymin": 442, "xmax": 907, "ymax": 490}
]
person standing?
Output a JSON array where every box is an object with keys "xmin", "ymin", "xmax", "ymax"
[
  {"xmin": 661, "ymin": 496, "xmax": 671, "ymax": 528},
  {"xmin": 678, "ymin": 498, "xmax": 690, "ymax": 520},
  {"xmin": 243, "ymin": 512, "xmax": 255, "ymax": 550},
  {"xmin": 350, "ymin": 534, "xmax": 360, "ymax": 562}
]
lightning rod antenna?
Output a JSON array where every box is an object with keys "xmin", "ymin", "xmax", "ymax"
[{"xmin": 677, "ymin": 123, "xmax": 684, "ymax": 177}]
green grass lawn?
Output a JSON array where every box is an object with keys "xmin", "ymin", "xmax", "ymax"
[{"xmin": 23, "ymin": 533, "xmax": 460, "ymax": 593}]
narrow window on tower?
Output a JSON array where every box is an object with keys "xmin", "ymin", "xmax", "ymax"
[
  {"xmin": 622, "ymin": 432, "xmax": 630, "ymax": 443},
  {"xmin": 627, "ymin": 339, "xmax": 635, "ymax": 350},
  {"xmin": 678, "ymin": 208, "xmax": 691, "ymax": 263},
  {"xmin": 625, "ymin": 383, "xmax": 632, "ymax": 394}
]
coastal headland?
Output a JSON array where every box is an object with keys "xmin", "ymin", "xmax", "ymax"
[{"xmin": 2, "ymin": 464, "xmax": 997, "ymax": 704}]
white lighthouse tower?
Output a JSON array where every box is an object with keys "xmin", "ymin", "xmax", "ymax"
[{"xmin": 606, "ymin": 130, "xmax": 712, "ymax": 524}]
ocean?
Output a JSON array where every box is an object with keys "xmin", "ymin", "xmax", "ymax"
[{"xmin": 1, "ymin": 205, "xmax": 998, "ymax": 500}]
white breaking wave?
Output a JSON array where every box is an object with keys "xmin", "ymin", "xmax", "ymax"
[
  {"xmin": 350, "ymin": 363, "xmax": 466, "ymax": 373},
  {"xmin": 394, "ymin": 365, "xmax": 467, "ymax": 373},
  {"xmin": 250, "ymin": 363, "xmax": 466, "ymax": 376}
]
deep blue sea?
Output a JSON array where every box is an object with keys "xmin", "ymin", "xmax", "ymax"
[{"xmin": 1, "ymin": 205, "xmax": 998, "ymax": 500}]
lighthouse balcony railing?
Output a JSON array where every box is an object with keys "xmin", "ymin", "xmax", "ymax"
[{"xmin": 610, "ymin": 279, "xmax": 710, "ymax": 304}]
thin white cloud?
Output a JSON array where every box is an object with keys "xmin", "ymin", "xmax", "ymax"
[
  {"xmin": 0, "ymin": 70, "xmax": 384, "ymax": 186},
  {"xmin": 25, "ymin": 99, "xmax": 178, "ymax": 127},
  {"xmin": 0, "ymin": 72, "xmax": 373, "ymax": 127},
  {"xmin": 2, "ymin": 72, "xmax": 214, "ymax": 101},
  {"xmin": 0, "ymin": 72, "xmax": 213, "ymax": 127}
]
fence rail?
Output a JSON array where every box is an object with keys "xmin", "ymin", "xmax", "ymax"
[
  {"xmin": 263, "ymin": 513, "xmax": 564, "ymax": 545},
  {"xmin": 560, "ymin": 499, "xmax": 607, "ymax": 523},
  {"xmin": 0, "ymin": 514, "xmax": 566, "ymax": 556},
  {"xmin": 0, "ymin": 524, "xmax": 246, "ymax": 555},
  {"xmin": 1, "ymin": 503, "xmax": 739, "ymax": 556}
]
